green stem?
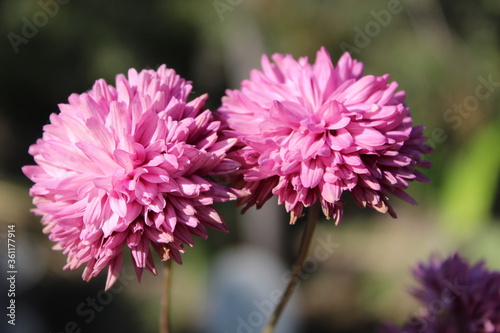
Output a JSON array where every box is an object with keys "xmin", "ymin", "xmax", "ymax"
[
  {"xmin": 160, "ymin": 260, "xmax": 173, "ymax": 333},
  {"xmin": 262, "ymin": 202, "xmax": 319, "ymax": 333}
]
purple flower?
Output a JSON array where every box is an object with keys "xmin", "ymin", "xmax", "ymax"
[
  {"xmin": 217, "ymin": 47, "xmax": 431, "ymax": 224},
  {"xmin": 23, "ymin": 66, "xmax": 243, "ymax": 289},
  {"xmin": 380, "ymin": 254, "xmax": 500, "ymax": 333}
]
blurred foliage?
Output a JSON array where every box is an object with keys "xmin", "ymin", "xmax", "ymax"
[
  {"xmin": 440, "ymin": 119, "xmax": 500, "ymax": 239},
  {"xmin": 1, "ymin": 0, "xmax": 500, "ymax": 332}
]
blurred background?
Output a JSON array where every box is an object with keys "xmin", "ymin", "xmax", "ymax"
[{"xmin": 0, "ymin": 0, "xmax": 500, "ymax": 332}]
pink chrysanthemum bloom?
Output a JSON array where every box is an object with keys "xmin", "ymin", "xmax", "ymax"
[
  {"xmin": 22, "ymin": 66, "xmax": 243, "ymax": 289},
  {"xmin": 217, "ymin": 47, "xmax": 432, "ymax": 224}
]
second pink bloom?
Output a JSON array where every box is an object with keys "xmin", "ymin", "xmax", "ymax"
[{"xmin": 217, "ymin": 47, "xmax": 432, "ymax": 224}]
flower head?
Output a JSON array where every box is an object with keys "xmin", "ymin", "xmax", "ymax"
[
  {"xmin": 23, "ymin": 66, "xmax": 242, "ymax": 289},
  {"xmin": 217, "ymin": 47, "xmax": 431, "ymax": 224},
  {"xmin": 379, "ymin": 254, "xmax": 500, "ymax": 333}
]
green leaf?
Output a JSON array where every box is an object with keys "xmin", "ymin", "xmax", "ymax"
[{"xmin": 440, "ymin": 121, "xmax": 500, "ymax": 239}]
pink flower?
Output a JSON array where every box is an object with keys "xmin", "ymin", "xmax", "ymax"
[
  {"xmin": 217, "ymin": 47, "xmax": 431, "ymax": 224},
  {"xmin": 23, "ymin": 66, "xmax": 242, "ymax": 289}
]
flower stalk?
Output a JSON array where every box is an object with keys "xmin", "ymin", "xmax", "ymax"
[
  {"xmin": 262, "ymin": 202, "xmax": 319, "ymax": 333},
  {"xmin": 160, "ymin": 260, "xmax": 173, "ymax": 333}
]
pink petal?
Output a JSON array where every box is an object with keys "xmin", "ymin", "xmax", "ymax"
[
  {"xmin": 300, "ymin": 159, "xmax": 324, "ymax": 188},
  {"xmin": 327, "ymin": 128, "xmax": 353, "ymax": 150}
]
